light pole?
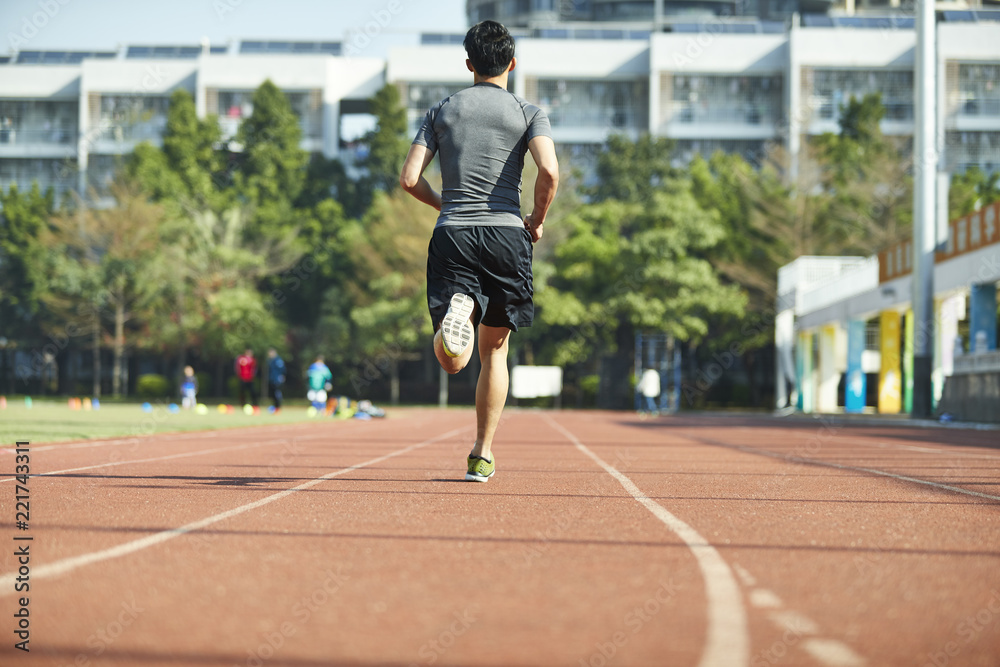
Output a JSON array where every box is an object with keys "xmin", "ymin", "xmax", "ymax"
[{"xmin": 911, "ymin": 0, "xmax": 937, "ymax": 418}]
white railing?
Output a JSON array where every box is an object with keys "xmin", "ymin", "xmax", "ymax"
[{"xmin": 953, "ymin": 350, "xmax": 1000, "ymax": 375}]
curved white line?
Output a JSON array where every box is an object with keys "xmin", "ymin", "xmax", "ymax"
[
  {"xmin": 0, "ymin": 427, "xmax": 466, "ymax": 596},
  {"xmin": 544, "ymin": 416, "xmax": 749, "ymax": 667}
]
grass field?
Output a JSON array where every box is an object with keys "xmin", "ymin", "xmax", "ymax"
[{"xmin": 0, "ymin": 398, "xmax": 350, "ymax": 447}]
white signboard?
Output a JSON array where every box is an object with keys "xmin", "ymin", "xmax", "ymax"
[{"xmin": 511, "ymin": 366, "xmax": 563, "ymax": 399}]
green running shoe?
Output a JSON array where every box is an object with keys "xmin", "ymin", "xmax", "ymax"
[{"xmin": 465, "ymin": 454, "xmax": 495, "ymax": 482}]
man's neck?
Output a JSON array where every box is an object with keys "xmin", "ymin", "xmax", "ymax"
[{"xmin": 473, "ymin": 72, "xmax": 509, "ymax": 89}]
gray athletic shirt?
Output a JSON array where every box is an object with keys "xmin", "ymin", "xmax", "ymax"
[{"xmin": 412, "ymin": 82, "xmax": 552, "ymax": 228}]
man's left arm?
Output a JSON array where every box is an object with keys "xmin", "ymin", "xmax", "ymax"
[{"xmin": 400, "ymin": 144, "xmax": 441, "ymax": 211}]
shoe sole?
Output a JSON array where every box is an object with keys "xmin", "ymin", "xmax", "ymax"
[
  {"xmin": 464, "ymin": 470, "xmax": 494, "ymax": 482},
  {"xmin": 441, "ymin": 294, "xmax": 475, "ymax": 357}
]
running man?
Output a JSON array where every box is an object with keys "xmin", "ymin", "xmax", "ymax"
[{"xmin": 400, "ymin": 20, "xmax": 559, "ymax": 482}]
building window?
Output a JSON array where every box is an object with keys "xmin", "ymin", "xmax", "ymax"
[
  {"xmin": 672, "ymin": 139, "xmax": 770, "ymax": 166},
  {"xmin": 211, "ymin": 89, "xmax": 323, "ymax": 141},
  {"xmin": 0, "ymin": 100, "xmax": 78, "ymax": 146},
  {"xmin": 803, "ymin": 69, "xmax": 914, "ymax": 125},
  {"xmin": 668, "ymin": 74, "xmax": 782, "ymax": 126},
  {"xmin": 533, "ymin": 78, "xmax": 649, "ymax": 130},
  {"xmin": 955, "ymin": 63, "xmax": 1000, "ymax": 119},
  {"xmin": 945, "ymin": 131, "xmax": 1000, "ymax": 174},
  {"xmin": 399, "ymin": 82, "xmax": 469, "ymax": 136},
  {"xmin": 94, "ymin": 95, "xmax": 171, "ymax": 143},
  {"xmin": 593, "ymin": 1, "xmax": 654, "ymax": 20},
  {"xmin": 0, "ymin": 158, "xmax": 75, "ymax": 197}
]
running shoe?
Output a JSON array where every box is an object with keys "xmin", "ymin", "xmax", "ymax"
[
  {"xmin": 465, "ymin": 454, "xmax": 495, "ymax": 482},
  {"xmin": 440, "ymin": 293, "xmax": 475, "ymax": 357}
]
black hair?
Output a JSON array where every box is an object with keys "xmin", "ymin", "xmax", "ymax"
[{"xmin": 464, "ymin": 20, "xmax": 515, "ymax": 78}]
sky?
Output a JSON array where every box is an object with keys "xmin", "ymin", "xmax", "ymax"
[{"xmin": 1, "ymin": 0, "xmax": 468, "ymax": 57}]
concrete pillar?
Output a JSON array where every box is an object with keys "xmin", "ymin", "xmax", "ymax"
[
  {"xmin": 798, "ymin": 331, "xmax": 814, "ymax": 413},
  {"xmin": 845, "ymin": 319, "xmax": 867, "ymax": 413},
  {"xmin": 970, "ymin": 283, "xmax": 998, "ymax": 353},
  {"xmin": 879, "ymin": 311, "xmax": 902, "ymax": 414},
  {"xmin": 817, "ymin": 325, "xmax": 838, "ymax": 412},
  {"xmin": 934, "ymin": 293, "xmax": 966, "ymax": 406}
]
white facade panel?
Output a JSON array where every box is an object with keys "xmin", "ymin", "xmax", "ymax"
[
  {"xmin": 518, "ymin": 40, "xmax": 650, "ymax": 78},
  {"xmin": 651, "ymin": 34, "xmax": 787, "ymax": 73},
  {"xmin": 197, "ymin": 55, "xmax": 329, "ymax": 90},
  {"xmin": 81, "ymin": 60, "xmax": 198, "ymax": 94},
  {"xmin": 938, "ymin": 23, "xmax": 1000, "ymax": 60},
  {"xmin": 792, "ymin": 29, "xmax": 914, "ymax": 68},
  {"xmin": 387, "ymin": 46, "xmax": 469, "ymax": 83},
  {"xmin": 0, "ymin": 66, "xmax": 81, "ymax": 98}
]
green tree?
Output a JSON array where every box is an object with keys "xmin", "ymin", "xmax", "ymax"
[
  {"xmin": 814, "ymin": 93, "xmax": 912, "ymax": 253},
  {"xmin": 127, "ymin": 89, "xmax": 225, "ymax": 211},
  {"xmin": 235, "ymin": 80, "xmax": 309, "ymax": 216},
  {"xmin": 949, "ymin": 167, "xmax": 1000, "ymax": 218},
  {"xmin": 343, "ymin": 189, "xmax": 436, "ymax": 403},
  {"xmin": 0, "ymin": 184, "xmax": 55, "ymax": 339},
  {"xmin": 537, "ymin": 137, "xmax": 745, "ymax": 408},
  {"xmin": 362, "ymin": 84, "xmax": 410, "ymax": 193},
  {"xmin": 43, "ymin": 183, "xmax": 167, "ymax": 397}
]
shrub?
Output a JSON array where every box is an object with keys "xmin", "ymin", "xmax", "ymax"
[{"xmin": 136, "ymin": 374, "xmax": 171, "ymax": 398}]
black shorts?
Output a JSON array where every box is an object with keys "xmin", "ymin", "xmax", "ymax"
[{"xmin": 427, "ymin": 225, "xmax": 534, "ymax": 332}]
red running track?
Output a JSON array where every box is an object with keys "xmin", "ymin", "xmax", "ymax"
[{"xmin": 0, "ymin": 409, "xmax": 998, "ymax": 667}]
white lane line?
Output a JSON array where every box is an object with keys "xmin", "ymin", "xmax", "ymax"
[
  {"xmin": 0, "ymin": 438, "xmax": 296, "ymax": 483},
  {"xmin": 0, "ymin": 426, "xmax": 465, "ymax": 596},
  {"xmin": 545, "ymin": 415, "xmax": 748, "ymax": 667},
  {"xmin": 802, "ymin": 638, "xmax": 867, "ymax": 667},
  {"xmin": 767, "ymin": 609, "xmax": 821, "ymax": 635},
  {"xmin": 732, "ymin": 563, "xmax": 757, "ymax": 587},
  {"xmin": 692, "ymin": 437, "xmax": 1000, "ymax": 503},
  {"xmin": 749, "ymin": 589, "xmax": 783, "ymax": 609},
  {"xmin": 6, "ymin": 430, "xmax": 218, "ymax": 453}
]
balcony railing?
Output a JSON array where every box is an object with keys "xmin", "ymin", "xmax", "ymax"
[
  {"xmin": 546, "ymin": 107, "xmax": 645, "ymax": 130},
  {"xmin": 0, "ymin": 128, "xmax": 77, "ymax": 145},
  {"xmin": 670, "ymin": 102, "xmax": 779, "ymax": 125}
]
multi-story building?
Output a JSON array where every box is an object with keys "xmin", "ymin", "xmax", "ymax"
[
  {"xmin": 0, "ymin": 41, "xmax": 384, "ymax": 199},
  {"xmin": 1, "ymin": 14, "xmax": 999, "ymax": 202}
]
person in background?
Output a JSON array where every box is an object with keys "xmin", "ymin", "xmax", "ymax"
[
  {"xmin": 181, "ymin": 365, "xmax": 198, "ymax": 410},
  {"xmin": 306, "ymin": 355, "xmax": 333, "ymax": 411},
  {"xmin": 235, "ymin": 348, "xmax": 258, "ymax": 407},
  {"xmin": 637, "ymin": 367, "xmax": 661, "ymax": 415},
  {"xmin": 267, "ymin": 347, "xmax": 286, "ymax": 413}
]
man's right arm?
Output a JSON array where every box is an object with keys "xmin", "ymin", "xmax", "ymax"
[
  {"xmin": 400, "ymin": 144, "xmax": 441, "ymax": 211},
  {"xmin": 525, "ymin": 135, "xmax": 559, "ymax": 243}
]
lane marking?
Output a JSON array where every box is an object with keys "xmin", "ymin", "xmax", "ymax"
[
  {"xmin": 732, "ymin": 562, "xmax": 757, "ymax": 587},
  {"xmin": 0, "ymin": 438, "xmax": 300, "ymax": 483},
  {"xmin": 544, "ymin": 415, "xmax": 748, "ymax": 667},
  {"xmin": 688, "ymin": 436, "xmax": 1000, "ymax": 503},
  {"xmin": 768, "ymin": 609, "xmax": 820, "ymax": 634},
  {"xmin": 749, "ymin": 589, "xmax": 783, "ymax": 609},
  {"xmin": 802, "ymin": 638, "xmax": 867, "ymax": 667},
  {"xmin": 0, "ymin": 427, "xmax": 465, "ymax": 596}
]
